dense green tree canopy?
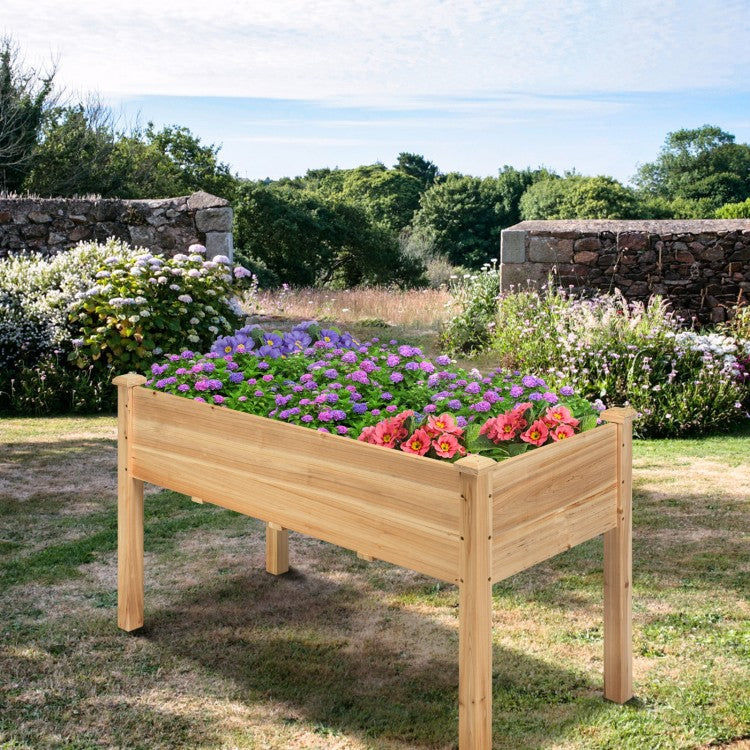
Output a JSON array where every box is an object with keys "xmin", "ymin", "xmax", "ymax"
[
  {"xmin": 519, "ymin": 174, "xmax": 640, "ymax": 220},
  {"xmin": 317, "ymin": 164, "xmax": 423, "ymax": 233},
  {"xmin": 393, "ymin": 152, "xmax": 439, "ymax": 189},
  {"xmin": 635, "ymin": 125, "xmax": 750, "ymax": 213},
  {"xmin": 234, "ymin": 182, "xmax": 424, "ymax": 287}
]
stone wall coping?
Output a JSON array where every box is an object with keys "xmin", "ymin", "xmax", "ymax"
[{"xmin": 505, "ymin": 219, "xmax": 750, "ymax": 234}]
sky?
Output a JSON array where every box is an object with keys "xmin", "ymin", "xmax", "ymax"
[{"xmin": 4, "ymin": 0, "xmax": 750, "ymax": 184}]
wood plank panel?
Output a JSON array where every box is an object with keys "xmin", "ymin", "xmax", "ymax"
[
  {"xmin": 129, "ymin": 388, "xmax": 462, "ymax": 582},
  {"xmin": 492, "ymin": 487, "xmax": 617, "ymax": 582},
  {"xmin": 491, "ymin": 423, "xmax": 618, "ymax": 533}
]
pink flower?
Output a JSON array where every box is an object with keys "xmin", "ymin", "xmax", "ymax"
[
  {"xmin": 543, "ymin": 405, "xmax": 579, "ymax": 428},
  {"xmin": 400, "ymin": 428, "xmax": 431, "ymax": 455},
  {"xmin": 432, "ymin": 432, "xmax": 465, "ymax": 458},
  {"xmin": 480, "ymin": 413, "xmax": 515, "ymax": 442},
  {"xmin": 520, "ymin": 419, "xmax": 549, "ymax": 447},
  {"xmin": 550, "ymin": 423, "xmax": 575, "ymax": 441},
  {"xmin": 425, "ymin": 412, "xmax": 462, "ymax": 438},
  {"xmin": 373, "ymin": 418, "xmax": 404, "ymax": 448},
  {"xmin": 358, "ymin": 425, "xmax": 377, "ymax": 443}
]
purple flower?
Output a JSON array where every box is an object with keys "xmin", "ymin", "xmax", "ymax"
[
  {"xmin": 423, "ymin": 404, "xmax": 437, "ymax": 413},
  {"xmin": 195, "ymin": 380, "xmax": 210, "ymax": 392},
  {"xmin": 448, "ymin": 399, "xmax": 462, "ymax": 409},
  {"xmin": 510, "ymin": 384, "xmax": 524, "ymax": 398},
  {"xmin": 194, "ymin": 397, "xmax": 206, "ymax": 403},
  {"xmin": 301, "ymin": 414, "xmax": 314, "ymax": 423},
  {"xmin": 464, "ymin": 382, "xmax": 481, "ymax": 395},
  {"xmin": 151, "ymin": 363, "xmax": 168, "ymax": 375},
  {"xmin": 324, "ymin": 368, "xmax": 338, "ymax": 379},
  {"xmin": 542, "ymin": 391, "xmax": 559, "ymax": 404},
  {"xmin": 386, "ymin": 354, "xmax": 401, "ymax": 367},
  {"xmin": 341, "ymin": 351, "xmax": 357, "ymax": 364},
  {"xmin": 560, "ymin": 385, "xmax": 575, "ymax": 396},
  {"xmin": 456, "ymin": 416, "xmax": 468, "ymax": 428},
  {"xmin": 419, "ymin": 361, "xmax": 435, "ymax": 373},
  {"xmin": 213, "ymin": 395, "xmax": 225, "ymax": 404},
  {"xmin": 336, "ymin": 425, "xmax": 349, "ymax": 435},
  {"xmin": 320, "ymin": 329, "xmax": 340, "ymax": 344},
  {"xmin": 390, "ymin": 372, "xmax": 404, "ymax": 383},
  {"xmin": 471, "ymin": 401, "xmax": 492, "ymax": 412},
  {"xmin": 229, "ymin": 371, "xmax": 244, "ymax": 384},
  {"xmin": 404, "ymin": 361, "xmax": 419, "ymax": 371},
  {"xmin": 529, "ymin": 392, "xmax": 543, "ymax": 402},
  {"xmin": 275, "ymin": 394, "xmax": 292, "ymax": 406},
  {"xmin": 352, "ymin": 403, "xmax": 368, "ymax": 414},
  {"xmin": 382, "ymin": 392, "xmax": 393, "ymax": 401},
  {"xmin": 360, "ymin": 360, "xmax": 377, "ymax": 373},
  {"xmin": 385, "ymin": 405, "xmax": 398, "ymax": 413},
  {"xmin": 177, "ymin": 384, "xmax": 190, "ymax": 392},
  {"xmin": 347, "ymin": 370, "xmax": 369, "ymax": 384},
  {"xmin": 435, "ymin": 355, "xmax": 451, "ymax": 365},
  {"xmin": 254, "ymin": 390, "xmax": 264, "ymax": 397},
  {"xmin": 371, "ymin": 409, "xmax": 381, "ymax": 416}
]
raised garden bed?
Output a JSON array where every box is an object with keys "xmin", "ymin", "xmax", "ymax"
[{"xmin": 114, "ymin": 373, "xmax": 634, "ymax": 749}]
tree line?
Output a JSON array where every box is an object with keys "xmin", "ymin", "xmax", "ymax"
[{"xmin": 3, "ymin": 37, "xmax": 750, "ymax": 288}]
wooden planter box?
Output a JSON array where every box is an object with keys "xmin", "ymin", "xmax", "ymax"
[{"xmin": 114, "ymin": 374, "xmax": 635, "ymax": 749}]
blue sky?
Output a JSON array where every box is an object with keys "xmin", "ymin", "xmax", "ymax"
[{"xmin": 5, "ymin": 0, "xmax": 750, "ymax": 184}]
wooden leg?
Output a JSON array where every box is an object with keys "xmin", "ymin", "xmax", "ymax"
[
  {"xmin": 457, "ymin": 455, "xmax": 495, "ymax": 749},
  {"xmin": 266, "ymin": 522, "xmax": 289, "ymax": 575},
  {"xmin": 114, "ymin": 373, "xmax": 147, "ymax": 632},
  {"xmin": 118, "ymin": 474, "xmax": 144, "ymax": 631},
  {"xmin": 603, "ymin": 409, "xmax": 634, "ymax": 703}
]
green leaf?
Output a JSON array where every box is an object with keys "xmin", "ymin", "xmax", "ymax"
[{"xmin": 580, "ymin": 414, "xmax": 599, "ymax": 432}]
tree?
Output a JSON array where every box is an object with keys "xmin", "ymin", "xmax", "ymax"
[
  {"xmin": 319, "ymin": 164, "xmax": 423, "ymax": 233},
  {"xmin": 634, "ymin": 125, "xmax": 750, "ymax": 214},
  {"xmin": 234, "ymin": 182, "xmax": 424, "ymax": 287},
  {"xmin": 0, "ymin": 37, "xmax": 56, "ymax": 192},
  {"xmin": 410, "ymin": 175, "xmax": 506, "ymax": 267},
  {"xmin": 394, "ymin": 152, "xmax": 439, "ymax": 189},
  {"xmin": 111, "ymin": 124, "xmax": 237, "ymax": 200},
  {"xmin": 23, "ymin": 100, "xmax": 122, "ymax": 196},
  {"xmin": 519, "ymin": 174, "xmax": 640, "ymax": 220},
  {"xmin": 715, "ymin": 197, "xmax": 750, "ymax": 218}
]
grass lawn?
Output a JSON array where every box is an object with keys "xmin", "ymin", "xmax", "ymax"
[{"xmin": 1, "ymin": 413, "xmax": 748, "ymax": 750}]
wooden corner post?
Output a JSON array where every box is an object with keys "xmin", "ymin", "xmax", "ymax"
[
  {"xmin": 601, "ymin": 407, "xmax": 635, "ymax": 703},
  {"xmin": 113, "ymin": 373, "xmax": 147, "ymax": 632},
  {"xmin": 456, "ymin": 454, "xmax": 496, "ymax": 749}
]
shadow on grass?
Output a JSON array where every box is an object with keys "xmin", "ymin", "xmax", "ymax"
[{"xmin": 143, "ymin": 567, "xmax": 609, "ymax": 749}]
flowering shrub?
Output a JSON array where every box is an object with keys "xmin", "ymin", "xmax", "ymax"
[
  {"xmin": 68, "ymin": 244, "xmax": 252, "ymax": 374},
  {"xmin": 439, "ymin": 260, "xmax": 500, "ymax": 354},
  {"xmin": 446, "ymin": 282, "xmax": 750, "ymax": 437},
  {"xmin": 147, "ymin": 322, "xmax": 600, "ymax": 462},
  {"xmin": 0, "ymin": 239, "xmax": 255, "ymax": 415}
]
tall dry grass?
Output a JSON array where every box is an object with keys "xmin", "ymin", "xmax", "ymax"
[{"xmin": 253, "ymin": 286, "xmax": 455, "ymax": 329}]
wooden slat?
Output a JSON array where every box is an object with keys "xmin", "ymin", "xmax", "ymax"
[
  {"xmin": 492, "ymin": 486, "xmax": 618, "ymax": 582},
  {"xmin": 491, "ymin": 423, "xmax": 618, "ymax": 532},
  {"xmin": 129, "ymin": 388, "xmax": 462, "ymax": 582}
]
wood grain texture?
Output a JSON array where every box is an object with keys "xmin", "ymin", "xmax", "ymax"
[
  {"xmin": 114, "ymin": 375, "xmax": 147, "ymax": 631},
  {"xmin": 457, "ymin": 455, "xmax": 495, "ymax": 749},
  {"xmin": 129, "ymin": 388, "xmax": 463, "ymax": 583},
  {"xmin": 492, "ymin": 487, "xmax": 618, "ymax": 582},
  {"xmin": 603, "ymin": 409, "xmax": 635, "ymax": 703},
  {"xmin": 491, "ymin": 423, "xmax": 618, "ymax": 531}
]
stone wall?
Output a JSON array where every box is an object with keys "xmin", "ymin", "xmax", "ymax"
[
  {"xmin": 500, "ymin": 220, "xmax": 750, "ymax": 323},
  {"xmin": 0, "ymin": 190, "xmax": 233, "ymax": 261}
]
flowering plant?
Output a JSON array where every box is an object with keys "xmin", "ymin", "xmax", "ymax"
[
  {"xmin": 69, "ymin": 244, "xmax": 253, "ymax": 373},
  {"xmin": 146, "ymin": 322, "xmax": 601, "ymax": 462}
]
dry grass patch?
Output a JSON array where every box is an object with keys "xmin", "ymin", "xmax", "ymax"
[{"xmin": 252, "ymin": 286, "xmax": 454, "ymax": 330}]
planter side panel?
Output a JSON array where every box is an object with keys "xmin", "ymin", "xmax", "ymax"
[
  {"xmin": 129, "ymin": 388, "xmax": 462, "ymax": 582},
  {"xmin": 491, "ymin": 424, "xmax": 618, "ymax": 581}
]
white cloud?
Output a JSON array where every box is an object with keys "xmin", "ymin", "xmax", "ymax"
[{"xmin": 3, "ymin": 0, "xmax": 750, "ymax": 103}]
